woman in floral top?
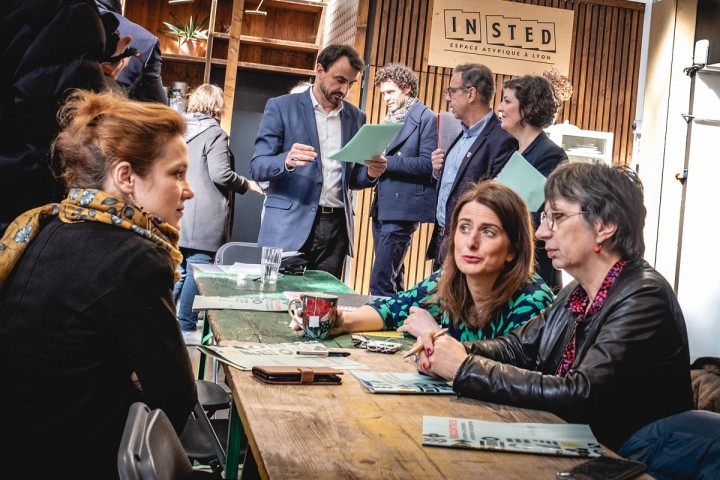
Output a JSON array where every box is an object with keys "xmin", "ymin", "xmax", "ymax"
[{"xmin": 331, "ymin": 181, "xmax": 554, "ymax": 341}]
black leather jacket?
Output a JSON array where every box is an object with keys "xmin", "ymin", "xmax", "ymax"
[{"xmin": 453, "ymin": 258, "xmax": 693, "ymax": 450}]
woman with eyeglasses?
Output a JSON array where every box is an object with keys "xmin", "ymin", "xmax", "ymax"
[
  {"xmin": 413, "ymin": 162, "xmax": 693, "ymax": 456},
  {"xmin": 497, "ymin": 75, "xmax": 567, "ymax": 292}
]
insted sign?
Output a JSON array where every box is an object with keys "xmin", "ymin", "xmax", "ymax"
[{"xmin": 430, "ymin": 0, "xmax": 574, "ymax": 76}]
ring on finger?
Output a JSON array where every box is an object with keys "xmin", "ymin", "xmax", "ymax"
[{"xmin": 412, "ymin": 353, "xmax": 419, "ymax": 363}]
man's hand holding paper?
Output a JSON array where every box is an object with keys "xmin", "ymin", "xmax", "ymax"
[
  {"xmin": 328, "ymin": 123, "xmax": 403, "ymax": 164},
  {"xmin": 365, "ymin": 154, "xmax": 387, "ymax": 179}
]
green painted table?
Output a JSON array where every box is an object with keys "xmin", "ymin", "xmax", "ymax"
[
  {"xmin": 193, "ymin": 269, "xmax": 362, "ymax": 478},
  {"xmin": 195, "ymin": 270, "xmax": 356, "ymax": 347}
]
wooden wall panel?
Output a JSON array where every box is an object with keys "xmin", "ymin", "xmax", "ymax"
[{"xmin": 347, "ymin": 0, "xmax": 644, "ymax": 294}]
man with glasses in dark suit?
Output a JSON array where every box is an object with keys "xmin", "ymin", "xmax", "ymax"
[{"xmin": 427, "ymin": 63, "xmax": 518, "ymax": 270}]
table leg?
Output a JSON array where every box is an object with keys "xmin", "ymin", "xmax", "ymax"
[
  {"xmin": 197, "ymin": 310, "xmax": 211, "ymax": 380},
  {"xmin": 226, "ymin": 400, "xmax": 245, "ymax": 480}
]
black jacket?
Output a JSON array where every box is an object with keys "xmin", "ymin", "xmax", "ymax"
[
  {"xmin": 453, "ymin": 258, "xmax": 693, "ymax": 450},
  {"xmin": 0, "ymin": 0, "xmax": 106, "ymax": 233},
  {"xmin": 0, "ymin": 218, "xmax": 197, "ymax": 479}
]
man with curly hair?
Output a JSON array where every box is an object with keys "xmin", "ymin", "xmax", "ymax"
[{"xmin": 369, "ymin": 63, "xmax": 437, "ymax": 296}]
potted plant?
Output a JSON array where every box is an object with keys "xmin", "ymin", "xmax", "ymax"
[{"xmin": 162, "ymin": 14, "xmax": 209, "ymax": 57}]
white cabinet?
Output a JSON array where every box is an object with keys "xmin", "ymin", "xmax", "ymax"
[{"xmin": 546, "ymin": 122, "xmax": 614, "ymax": 165}]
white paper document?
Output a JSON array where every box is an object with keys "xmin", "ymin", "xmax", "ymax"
[
  {"xmin": 227, "ymin": 263, "xmax": 261, "ymax": 275},
  {"xmin": 197, "ymin": 343, "xmax": 368, "ymax": 371},
  {"xmin": 192, "ymin": 295, "xmax": 288, "ymax": 312},
  {"xmin": 328, "ymin": 123, "xmax": 403, "ymax": 164},
  {"xmin": 422, "ymin": 416, "xmax": 603, "ymax": 457}
]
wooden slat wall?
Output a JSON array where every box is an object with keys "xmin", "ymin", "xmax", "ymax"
[{"xmin": 347, "ymin": 0, "xmax": 644, "ymax": 294}]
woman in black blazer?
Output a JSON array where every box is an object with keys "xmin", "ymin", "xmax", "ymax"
[{"xmin": 498, "ymin": 75, "xmax": 568, "ymax": 292}]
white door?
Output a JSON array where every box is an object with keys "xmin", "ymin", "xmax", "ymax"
[{"xmin": 675, "ymin": 69, "xmax": 720, "ymax": 360}]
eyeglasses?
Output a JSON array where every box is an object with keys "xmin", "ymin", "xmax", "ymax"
[
  {"xmin": 444, "ymin": 86, "xmax": 468, "ymax": 96},
  {"xmin": 540, "ymin": 210, "xmax": 588, "ymax": 231}
]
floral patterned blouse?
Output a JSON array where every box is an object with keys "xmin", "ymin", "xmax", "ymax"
[{"xmin": 367, "ymin": 270, "xmax": 554, "ymax": 342}]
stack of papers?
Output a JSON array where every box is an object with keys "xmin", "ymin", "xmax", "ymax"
[
  {"xmin": 197, "ymin": 343, "xmax": 368, "ymax": 371},
  {"xmin": 192, "ymin": 296, "xmax": 288, "ymax": 312},
  {"xmin": 422, "ymin": 416, "xmax": 603, "ymax": 457},
  {"xmin": 353, "ymin": 372, "xmax": 453, "ymax": 394}
]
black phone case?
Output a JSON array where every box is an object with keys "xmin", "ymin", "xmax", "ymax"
[
  {"xmin": 251, "ymin": 366, "xmax": 343, "ymax": 385},
  {"xmin": 556, "ymin": 456, "xmax": 646, "ymax": 480}
]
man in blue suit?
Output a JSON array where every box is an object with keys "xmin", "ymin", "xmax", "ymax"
[
  {"xmin": 250, "ymin": 44, "xmax": 387, "ymax": 279},
  {"xmin": 369, "ymin": 64, "xmax": 437, "ymax": 296},
  {"xmin": 428, "ymin": 63, "xmax": 518, "ymax": 270}
]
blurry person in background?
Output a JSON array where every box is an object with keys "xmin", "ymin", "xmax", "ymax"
[
  {"xmin": 174, "ymin": 83, "xmax": 263, "ymax": 337},
  {"xmin": 0, "ymin": 0, "xmax": 107, "ymax": 235},
  {"xmin": 95, "ymin": 0, "xmax": 169, "ymax": 104},
  {"xmin": 0, "ymin": 90, "xmax": 197, "ymax": 479},
  {"xmin": 368, "ymin": 63, "xmax": 437, "ymax": 296},
  {"xmin": 498, "ymin": 74, "xmax": 568, "ymax": 292}
]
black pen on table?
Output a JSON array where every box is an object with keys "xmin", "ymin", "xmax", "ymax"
[
  {"xmin": 327, "ymin": 350, "xmax": 350, "ymax": 357},
  {"xmin": 402, "ymin": 328, "xmax": 449, "ymax": 359}
]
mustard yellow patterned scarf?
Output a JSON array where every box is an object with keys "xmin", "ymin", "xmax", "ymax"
[{"xmin": 0, "ymin": 188, "xmax": 182, "ymax": 293}]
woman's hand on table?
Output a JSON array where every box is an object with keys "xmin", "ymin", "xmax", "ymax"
[
  {"xmin": 290, "ymin": 309, "xmax": 349, "ymax": 338},
  {"xmin": 414, "ymin": 330, "xmax": 468, "ymax": 380},
  {"xmin": 397, "ymin": 306, "xmax": 440, "ymax": 338},
  {"xmin": 329, "ymin": 309, "xmax": 350, "ymax": 337}
]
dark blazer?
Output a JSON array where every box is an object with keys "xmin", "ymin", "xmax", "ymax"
[
  {"xmin": 522, "ymin": 131, "xmax": 568, "ymax": 291},
  {"xmin": 427, "ymin": 113, "xmax": 518, "ymax": 259},
  {"xmin": 99, "ymin": 7, "xmax": 168, "ymax": 104},
  {"xmin": 250, "ymin": 89, "xmax": 376, "ymax": 256},
  {"xmin": 372, "ymin": 101, "xmax": 437, "ymax": 222},
  {"xmin": 0, "ymin": 218, "xmax": 197, "ymax": 479},
  {"xmin": 522, "ymin": 131, "xmax": 567, "ymax": 178},
  {"xmin": 0, "ymin": 0, "xmax": 106, "ymax": 234}
]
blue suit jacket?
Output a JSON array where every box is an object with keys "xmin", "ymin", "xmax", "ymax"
[
  {"xmin": 427, "ymin": 112, "xmax": 518, "ymax": 259},
  {"xmin": 250, "ymin": 90, "xmax": 375, "ymax": 256},
  {"xmin": 99, "ymin": 7, "xmax": 167, "ymax": 104},
  {"xmin": 371, "ymin": 101, "xmax": 437, "ymax": 223}
]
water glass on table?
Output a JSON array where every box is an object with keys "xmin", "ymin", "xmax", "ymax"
[{"xmin": 261, "ymin": 246, "xmax": 283, "ymax": 284}]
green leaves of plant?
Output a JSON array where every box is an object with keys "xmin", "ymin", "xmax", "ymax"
[{"xmin": 162, "ymin": 13, "xmax": 209, "ymax": 44}]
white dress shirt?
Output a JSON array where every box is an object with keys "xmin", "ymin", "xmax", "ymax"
[{"xmin": 310, "ymin": 90, "xmax": 344, "ymax": 209}]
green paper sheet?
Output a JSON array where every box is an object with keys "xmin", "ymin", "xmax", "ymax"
[
  {"xmin": 495, "ymin": 151, "xmax": 547, "ymax": 211},
  {"xmin": 328, "ymin": 123, "xmax": 404, "ymax": 164}
]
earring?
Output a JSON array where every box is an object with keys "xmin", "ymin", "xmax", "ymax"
[{"xmin": 594, "ymin": 244, "xmax": 602, "ymax": 254}]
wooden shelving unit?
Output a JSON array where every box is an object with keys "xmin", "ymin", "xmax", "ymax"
[{"xmin": 123, "ymin": 0, "xmax": 326, "ymax": 131}]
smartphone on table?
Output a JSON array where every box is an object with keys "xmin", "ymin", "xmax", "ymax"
[{"xmin": 556, "ymin": 456, "xmax": 646, "ymax": 480}]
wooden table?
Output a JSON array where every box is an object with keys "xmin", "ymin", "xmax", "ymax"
[{"xmin": 195, "ymin": 271, "xmax": 653, "ymax": 480}]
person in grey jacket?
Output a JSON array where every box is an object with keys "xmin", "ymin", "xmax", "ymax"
[
  {"xmin": 413, "ymin": 162, "xmax": 693, "ymax": 452},
  {"xmin": 174, "ymin": 83, "xmax": 262, "ymax": 333},
  {"xmin": 369, "ymin": 63, "xmax": 437, "ymax": 296}
]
